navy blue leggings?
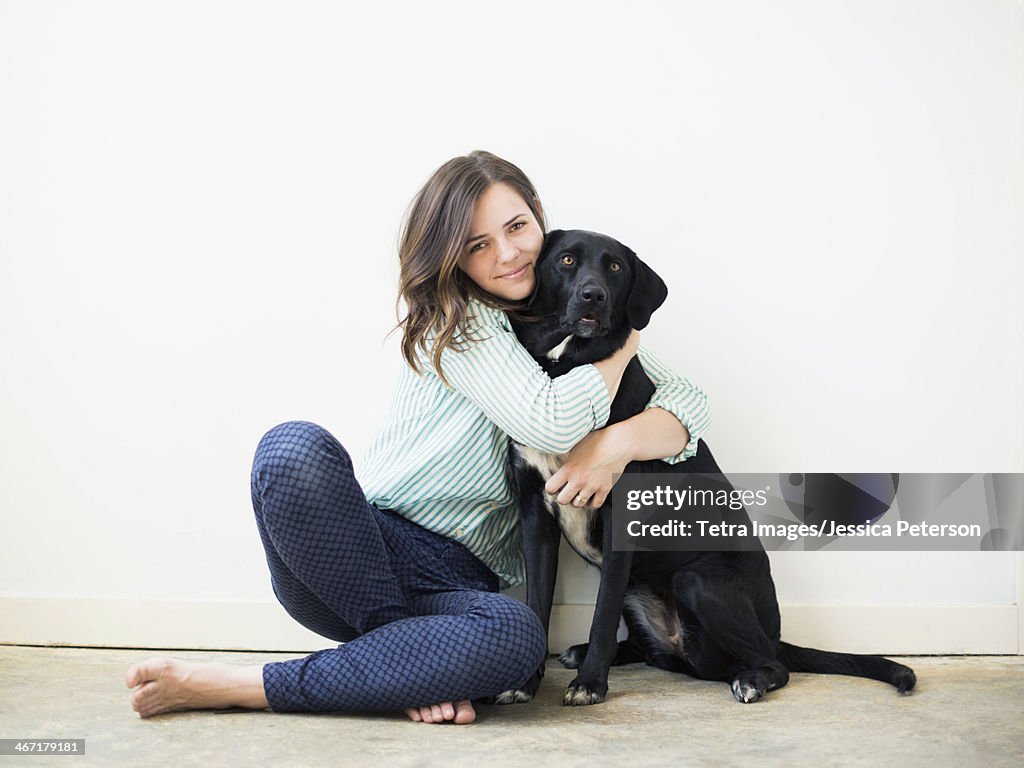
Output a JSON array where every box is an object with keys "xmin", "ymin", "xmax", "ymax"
[{"xmin": 251, "ymin": 421, "xmax": 548, "ymax": 713}]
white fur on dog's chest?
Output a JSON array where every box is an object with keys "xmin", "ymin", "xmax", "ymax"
[{"xmin": 514, "ymin": 444, "xmax": 603, "ymax": 566}]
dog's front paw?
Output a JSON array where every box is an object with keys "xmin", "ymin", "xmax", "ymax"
[
  {"xmin": 563, "ymin": 676, "xmax": 607, "ymax": 706},
  {"xmin": 558, "ymin": 643, "xmax": 588, "ymax": 669},
  {"xmin": 490, "ymin": 687, "xmax": 534, "ymax": 704},
  {"xmin": 489, "ymin": 665, "xmax": 544, "ymax": 704},
  {"xmin": 731, "ymin": 672, "xmax": 768, "ymax": 703}
]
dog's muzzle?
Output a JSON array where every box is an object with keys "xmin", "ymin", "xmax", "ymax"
[
  {"xmin": 563, "ymin": 314, "xmax": 605, "ymax": 337},
  {"xmin": 562, "ymin": 279, "xmax": 611, "ymax": 337}
]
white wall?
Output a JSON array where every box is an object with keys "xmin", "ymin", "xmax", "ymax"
[{"xmin": 1, "ymin": 1, "xmax": 1021, "ymax": 652}]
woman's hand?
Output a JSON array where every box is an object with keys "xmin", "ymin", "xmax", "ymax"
[
  {"xmin": 543, "ymin": 331, "xmax": 691, "ymax": 510},
  {"xmin": 544, "ymin": 425, "xmax": 631, "ymax": 510},
  {"xmin": 543, "ymin": 406, "xmax": 691, "ymax": 510},
  {"xmin": 591, "ymin": 329, "xmax": 641, "ymax": 402}
]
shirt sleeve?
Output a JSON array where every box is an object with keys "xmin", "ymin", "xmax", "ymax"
[
  {"xmin": 422, "ymin": 303, "xmax": 612, "ymax": 454},
  {"xmin": 637, "ymin": 345, "xmax": 711, "ymax": 463}
]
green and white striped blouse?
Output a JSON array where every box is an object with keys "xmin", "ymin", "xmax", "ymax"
[{"xmin": 357, "ymin": 297, "xmax": 710, "ymax": 587}]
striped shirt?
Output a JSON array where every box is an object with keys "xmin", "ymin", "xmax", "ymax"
[{"xmin": 357, "ymin": 297, "xmax": 711, "ymax": 587}]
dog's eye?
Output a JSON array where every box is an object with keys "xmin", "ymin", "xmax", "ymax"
[
  {"xmin": 609, "ymin": 261, "xmax": 622, "ymax": 272},
  {"xmin": 561, "ymin": 254, "xmax": 574, "ymax": 266}
]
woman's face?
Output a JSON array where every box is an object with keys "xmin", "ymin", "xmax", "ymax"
[{"xmin": 458, "ymin": 182, "xmax": 544, "ymax": 302}]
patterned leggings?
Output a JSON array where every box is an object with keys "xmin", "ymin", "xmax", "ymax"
[{"xmin": 251, "ymin": 421, "xmax": 548, "ymax": 713}]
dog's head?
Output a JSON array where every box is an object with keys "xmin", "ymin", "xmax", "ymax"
[{"xmin": 530, "ymin": 229, "xmax": 668, "ymax": 338}]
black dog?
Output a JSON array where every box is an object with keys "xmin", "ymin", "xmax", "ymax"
[{"xmin": 502, "ymin": 229, "xmax": 916, "ymax": 706}]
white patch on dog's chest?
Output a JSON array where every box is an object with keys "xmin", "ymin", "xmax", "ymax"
[
  {"xmin": 514, "ymin": 444, "xmax": 603, "ymax": 566},
  {"xmin": 545, "ymin": 335, "xmax": 573, "ymax": 362}
]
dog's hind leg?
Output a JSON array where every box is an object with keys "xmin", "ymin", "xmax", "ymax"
[
  {"xmin": 672, "ymin": 569, "xmax": 789, "ymax": 703},
  {"xmin": 558, "ymin": 636, "xmax": 646, "ymax": 669},
  {"xmin": 561, "ymin": 589, "xmax": 668, "ymax": 669}
]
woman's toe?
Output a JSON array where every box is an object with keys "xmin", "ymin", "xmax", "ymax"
[{"xmin": 453, "ymin": 699, "xmax": 476, "ymax": 724}]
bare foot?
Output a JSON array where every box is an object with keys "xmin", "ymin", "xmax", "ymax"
[
  {"xmin": 125, "ymin": 656, "xmax": 268, "ymax": 718},
  {"xmin": 404, "ymin": 699, "xmax": 476, "ymax": 724}
]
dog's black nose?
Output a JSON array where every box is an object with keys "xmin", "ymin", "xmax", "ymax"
[{"xmin": 578, "ymin": 282, "xmax": 606, "ymax": 304}]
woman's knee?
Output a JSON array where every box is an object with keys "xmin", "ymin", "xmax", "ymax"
[
  {"xmin": 250, "ymin": 420, "xmax": 354, "ymax": 501},
  {"xmin": 475, "ymin": 596, "xmax": 549, "ymax": 680}
]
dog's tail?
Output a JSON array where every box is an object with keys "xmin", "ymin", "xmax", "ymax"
[{"xmin": 776, "ymin": 641, "xmax": 916, "ymax": 693}]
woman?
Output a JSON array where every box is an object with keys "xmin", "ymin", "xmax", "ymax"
[{"xmin": 125, "ymin": 151, "xmax": 710, "ymax": 724}]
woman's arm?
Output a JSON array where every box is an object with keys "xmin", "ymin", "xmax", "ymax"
[
  {"xmin": 545, "ymin": 345, "xmax": 710, "ymax": 509},
  {"xmin": 636, "ymin": 345, "xmax": 710, "ymax": 463},
  {"xmin": 422, "ymin": 300, "xmax": 630, "ymax": 454},
  {"xmin": 603, "ymin": 406, "xmax": 691, "ymax": 462}
]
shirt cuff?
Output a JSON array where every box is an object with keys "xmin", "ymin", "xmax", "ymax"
[{"xmin": 644, "ymin": 395, "xmax": 709, "ymax": 464}]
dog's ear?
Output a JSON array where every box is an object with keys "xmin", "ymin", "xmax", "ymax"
[
  {"xmin": 528, "ymin": 230, "xmax": 567, "ymax": 306},
  {"xmin": 625, "ymin": 250, "xmax": 668, "ymax": 330}
]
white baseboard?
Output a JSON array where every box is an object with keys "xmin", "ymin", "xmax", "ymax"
[
  {"xmin": 0, "ymin": 597, "xmax": 330, "ymax": 652},
  {"xmin": 1018, "ymin": 553, "xmax": 1024, "ymax": 657},
  {"xmin": 0, "ymin": 596, "xmax": 1018, "ymax": 655}
]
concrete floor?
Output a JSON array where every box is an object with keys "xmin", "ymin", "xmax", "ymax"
[{"xmin": 0, "ymin": 646, "xmax": 1021, "ymax": 768}]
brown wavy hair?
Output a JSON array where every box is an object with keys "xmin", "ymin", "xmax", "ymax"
[{"xmin": 396, "ymin": 150, "xmax": 547, "ymax": 385}]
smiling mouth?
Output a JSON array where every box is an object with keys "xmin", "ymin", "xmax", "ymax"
[{"xmin": 499, "ymin": 264, "xmax": 530, "ymax": 279}]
